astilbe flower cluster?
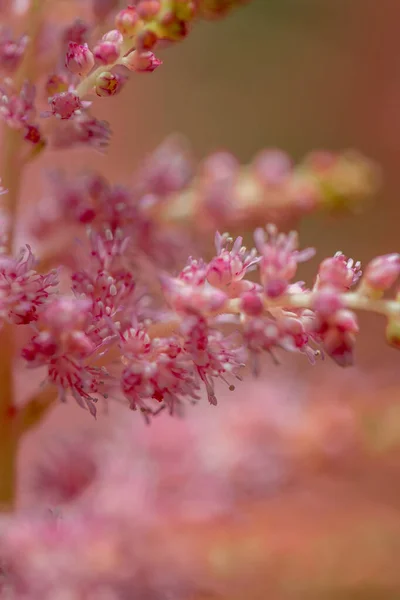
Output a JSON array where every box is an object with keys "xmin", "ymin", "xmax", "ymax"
[
  {"xmin": 11, "ymin": 217, "xmax": 400, "ymax": 420},
  {"xmin": 0, "ymin": 0, "xmax": 396, "ymax": 598}
]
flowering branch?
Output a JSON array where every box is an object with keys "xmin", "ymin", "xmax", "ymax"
[
  {"xmin": 0, "ymin": 0, "xmax": 387, "ymax": 522},
  {"xmin": 0, "ymin": 1, "xmax": 397, "ymax": 596}
]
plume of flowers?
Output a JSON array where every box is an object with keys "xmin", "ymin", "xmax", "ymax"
[{"xmin": 0, "ymin": 1, "xmax": 395, "ymax": 598}]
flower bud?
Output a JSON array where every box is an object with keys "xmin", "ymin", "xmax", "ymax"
[
  {"xmin": 115, "ymin": 6, "xmax": 141, "ymax": 36},
  {"xmin": 93, "ymin": 41, "xmax": 120, "ymax": 65},
  {"xmin": 240, "ymin": 291, "xmax": 263, "ymax": 316},
  {"xmin": 65, "ymin": 42, "xmax": 95, "ymax": 77},
  {"xmin": 363, "ymin": 254, "xmax": 400, "ymax": 293},
  {"xmin": 122, "ymin": 50, "xmax": 162, "ymax": 73},
  {"xmin": 102, "ymin": 29, "xmax": 124, "ymax": 45},
  {"xmin": 95, "ymin": 72, "xmax": 126, "ymax": 96}
]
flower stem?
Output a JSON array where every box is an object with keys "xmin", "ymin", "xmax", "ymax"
[
  {"xmin": 0, "ymin": 127, "xmax": 24, "ymax": 510},
  {"xmin": 0, "ymin": 0, "xmax": 47, "ymax": 511},
  {"xmin": 76, "ymin": 39, "xmax": 134, "ymax": 98}
]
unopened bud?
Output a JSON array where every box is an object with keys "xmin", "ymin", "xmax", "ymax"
[
  {"xmin": 102, "ymin": 29, "xmax": 124, "ymax": 45},
  {"xmin": 122, "ymin": 50, "xmax": 162, "ymax": 73},
  {"xmin": 93, "ymin": 41, "xmax": 120, "ymax": 65},
  {"xmin": 65, "ymin": 42, "xmax": 95, "ymax": 77},
  {"xmin": 240, "ymin": 292, "xmax": 263, "ymax": 316},
  {"xmin": 363, "ymin": 254, "xmax": 400, "ymax": 294},
  {"xmin": 95, "ymin": 71, "xmax": 126, "ymax": 96},
  {"xmin": 115, "ymin": 6, "xmax": 141, "ymax": 37}
]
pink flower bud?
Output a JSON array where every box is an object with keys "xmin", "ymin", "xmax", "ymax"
[
  {"xmin": 323, "ymin": 329, "xmax": 356, "ymax": 367},
  {"xmin": 122, "ymin": 50, "xmax": 162, "ymax": 72},
  {"xmin": 240, "ymin": 291, "xmax": 263, "ymax": 316},
  {"xmin": 102, "ymin": 29, "xmax": 124, "ymax": 45},
  {"xmin": 317, "ymin": 252, "xmax": 361, "ymax": 291},
  {"xmin": 363, "ymin": 253, "xmax": 400, "ymax": 291},
  {"xmin": 95, "ymin": 72, "xmax": 126, "ymax": 96},
  {"xmin": 137, "ymin": 0, "xmax": 161, "ymax": 20},
  {"xmin": 93, "ymin": 41, "xmax": 120, "ymax": 65},
  {"xmin": 161, "ymin": 276, "xmax": 228, "ymax": 314},
  {"xmin": 115, "ymin": 6, "xmax": 140, "ymax": 36},
  {"xmin": 332, "ymin": 309, "xmax": 359, "ymax": 334},
  {"xmin": 65, "ymin": 42, "xmax": 95, "ymax": 76}
]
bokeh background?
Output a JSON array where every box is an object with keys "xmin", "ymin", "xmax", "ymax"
[{"xmin": 20, "ymin": 1, "xmax": 400, "ymax": 598}]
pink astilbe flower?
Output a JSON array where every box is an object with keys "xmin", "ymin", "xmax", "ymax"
[
  {"xmin": 120, "ymin": 328, "xmax": 200, "ymax": 417},
  {"xmin": 0, "ymin": 28, "xmax": 28, "ymax": 74},
  {"xmin": 93, "ymin": 39, "xmax": 121, "ymax": 65},
  {"xmin": 46, "ymin": 90, "xmax": 89, "ymax": 120},
  {"xmin": 123, "ymin": 49, "xmax": 162, "ymax": 72},
  {"xmin": 161, "ymin": 273, "xmax": 228, "ymax": 314},
  {"xmin": 22, "ymin": 297, "xmax": 109, "ymax": 415},
  {"xmin": 362, "ymin": 253, "xmax": 400, "ymax": 294},
  {"xmin": 0, "ymin": 245, "xmax": 58, "ymax": 325},
  {"xmin": 65, "ymin": 42, "xmax": 95, "ymax": 76},
  {"xmin": 243, "ymin": 309, "xmax": 318, "ymax": 374},
  {"xmin": 0, "ymin": 0, "xmax": 395, "ymax": 596},
  {"xmin": 181, "ymin": 315, "xmax": 245, "ymax": 405},
  {"xmin": 0, "ymin": 80, "xmax": 36, "ymax": 129},
  {"xmin": 254, "ymin": 223, "xmax": 315, "ymax": 298},
  {"xmin": 207, "ymin": 231, "xmax": 260, "ymax": 293},
  {"xmin": 179, "ymin": 256, "xmax": 208, "ymax": 285},
  {"xmin": 317, "ymin": 251, "xmax": 362, "ymax": 291},
  {"xmin": 51, "ymin": 113, "xmax": 111, "ymax": 150},
  {"xmin": 312, "ymin": 307, "xmax": 359, "ymax": 367}
]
